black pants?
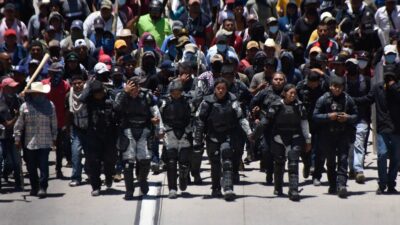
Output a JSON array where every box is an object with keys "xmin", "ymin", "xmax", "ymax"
[
  {"xmin": 55, "ymin": 129, "xmax": 71, "ymax": 172},
  {"xmin": 165, "ymin": 147, "xmax": 191, "ymax": 191},
  {"xmin": 313, "ymin": 132, "xmax": 350, "ymax": 189},
  {"xmin": 206, "ymin": 137, "xmax": 234, "ymax": 192},
  {"xmin": 25, "ymin": 148, "xmax": 50, "ymax": 191},
  {"xmin": 270, "ymin": 134, "xmax": 302, "ymax": 191},
  {"xmin": 86, "ymin": 132, "xmax": 117, "ymax": 190}
]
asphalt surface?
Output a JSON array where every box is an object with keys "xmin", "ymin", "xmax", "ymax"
[{"xmin": 1, "ymin": 144, "xmax": 399, "ymax": 225}]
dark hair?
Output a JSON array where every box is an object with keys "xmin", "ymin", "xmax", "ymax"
[
  {"xmin": 281, "ymin": 83, "xmax": 296, "ymax": 97},
  {"xmin": 272, "ymin": 71, "xmax": 287, "ymax": 81},
  {"xmin": 213, "ymin": 77, "xmax": 229, "ymax": 89}
]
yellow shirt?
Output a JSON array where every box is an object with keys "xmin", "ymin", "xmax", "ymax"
[
  {"xmin": 308, "ymin": 28, "xmax": 340, "ymax": 46},
  {"xmin": 276, "ymin": 0, "xmax": 302, "ymax": 16}
]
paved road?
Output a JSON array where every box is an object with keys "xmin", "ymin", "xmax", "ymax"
[{"xmin": 1, "ymin": 145, "xmax": 399, "ymax": 225}]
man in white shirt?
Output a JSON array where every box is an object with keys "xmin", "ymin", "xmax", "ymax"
[
  {"xmin": 0, "ymin": 3, "xmax": 28, "ymax": 48},
  {"xmin": 375, "ymin": 0, "xmax": 400, "ymax": 45}
]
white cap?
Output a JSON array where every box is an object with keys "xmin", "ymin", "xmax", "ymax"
[
  {"xmin": 345, "ymin": 58, "xmax": 359, "ymax": 65},
  {"xmin": 384, "ymin": 44, "xmax": 398, "ymax": 55},
  {"xmin": 264, "ymin": 38, "xmax": 276, "ymax": 48},
  {"xmin": 320, "ymin": 12, "xmax": 333, "ymax": 21},
  {"xmin": 94, "ymin": 62, "xmax": 109, "ymax": 74},
  {"xmin": 74, "ymin": 39, "xmax": 87, "ymax": 48}
]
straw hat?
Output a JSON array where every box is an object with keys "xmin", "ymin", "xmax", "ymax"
[{"xmin": 26, "ymin": 82, "xmax": 51, "ymax": 94}]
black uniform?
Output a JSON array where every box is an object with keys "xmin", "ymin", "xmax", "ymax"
[
  {"xmin": 313, "ymin": 92, "xmax": 358, "ymax": 194},
  {"xmin": 114, "ymin": 89, "xmax": 162, "ymax": 198},
  {"xmin": 160, "ymin": 94, "xmax": 193, "ymax": 193},
  {"xmin": 194, "ymin": 93, "xmax": 251, "ymax": 200},
  {"xmin": 265, "ymin": 99, "xmax": 310, "ymax": 200},
  {"xmin": 79, "ymin": 82, "xmax": 117, "ymax": 192}
]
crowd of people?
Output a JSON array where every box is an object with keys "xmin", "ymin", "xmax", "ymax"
[{"xmin": 0, "ymin": 0, "xmax": 400, "ymax": 202}]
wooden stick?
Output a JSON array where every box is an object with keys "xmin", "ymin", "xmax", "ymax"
[{"xmin": 22, "ymin": 53, "xmax": 50, "ymax": 94}]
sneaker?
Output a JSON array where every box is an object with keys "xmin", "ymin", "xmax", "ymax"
[
  {"xmin": 91, "ymin": 189, "xmax": 100, "ymax": 197},
  {"xmin": 387, "ymin": 187, "xmax": 398, "ymax": 194},
  {"xmin": 113, "ymin": 173, "xmax": 123, "ymax": 183},
  {"xmin": 337, "ymin": 187, "xmax": 347, "ymax": 198},
  {"xmin": 211, "ymin": 189, "xmax": 223, "ymax": 198},
  {"xmin": 69, "ymin": 180, "xmax": 80, "ymax": 187},
  {"xmin": 355, "ymin": 172, "xmax": 366, "ymax": 184},
  {"xmin": 224, "ymin": 190, "xmax": 235, "ymax": 201},
  {"xmin": 313, "ymin": 178, "xmax": 321, "ymax": 186},
  {"xmin": 38, "ymin": 189, "xmax": 47, "ymax": 198},
  {"xmin": 168, "ymin": 189, "xmax": 178, "ymax": 199},
  {"xmin": 288, "ymin": 190, "xmax": 300, "ymax": 201},
  {"xmin": 151, "ymin": 162, "xmax": 160, "ymax": 173}
]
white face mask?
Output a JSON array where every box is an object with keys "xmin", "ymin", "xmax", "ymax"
[
  {"xmin": 358, "ymin": 60, "xmax": 368, "ymax": 69},
  {"xmin": 342, "ymin": 47, "xmax": 353, "ymax": 55}
]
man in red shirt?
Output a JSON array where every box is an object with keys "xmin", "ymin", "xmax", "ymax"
[{"xmin": 42, "ymin": 62, "xmax": 71, "ymax": 179}]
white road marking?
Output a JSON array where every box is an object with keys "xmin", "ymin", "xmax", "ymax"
[{"xmin": 139, "ymin": 186, "xmax": 161, "ymax": 225}]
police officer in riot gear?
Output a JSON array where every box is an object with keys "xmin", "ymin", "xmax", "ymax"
[
  {"xmin": 79, "ymin": 80, "xmax": 117, "ymax": 197},
  {"xmin": 313, "ymin": 75, "xmax": 358, "ymax": 198},
  {"xmin": 251, "ymin": 72, "xmax": 287, "ymax": 185},
  {"xmin": 194, "ymin": 78, "xmax": 253, "ymax": 201},
  {"xmin": 114, "ymin": 77, "xmax": 164, "ymax": 200},
  {"xmin": 159, "ymin": 79, "xmax": 193, "ymax": 199},
  {"xmin": 221, "ymin": 63, "xmax": 252, "ymax": 183},
  {"xmin": 264, "ymin": 84, "xmax": 312, "ymax": 201}
]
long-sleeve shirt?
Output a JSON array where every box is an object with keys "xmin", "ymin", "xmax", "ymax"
[{"xmin": 14, "ymin": 102, "xmax": 58, "ymax": 150}]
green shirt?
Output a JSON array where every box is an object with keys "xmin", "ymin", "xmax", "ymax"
[{"xmin": 137, "ymin": 14, "xmax": 172, "ymax": 47}]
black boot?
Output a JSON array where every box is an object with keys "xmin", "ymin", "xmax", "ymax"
[
  {"xmin": 167, "ymin": 160, "xmax": 178, "ymax": 191},
  {"xmin": 179, "ymin": 164, "xmax": 189, "ymax": 191},
  {"xmin": 288, "ymin": 160, "xmax": 300, "ymax": 201},
  {"xmin": 274, "ymin": 163, "xmax": 284, "ymax": 196},
  {"xmin": 191, "ymin": 149, "xmax": 203, "ymax": 185},
  {"xmin": 138, "ymin": 160, "xmax": 151, "ymax": 195},
  {"xmin": 123, "ymin": 164, "xmax": 135, "ymax": 200}
]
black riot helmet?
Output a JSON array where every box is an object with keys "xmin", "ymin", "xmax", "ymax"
[{"xmin": 149, "ymin": 0, "xmax": 163, "ymax": 20}]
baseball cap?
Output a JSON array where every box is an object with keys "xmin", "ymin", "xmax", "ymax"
[
  {"xmin": 176, "ymin": 36, "xmax": 190, "ymax": 48},
  {"xmin": 246, "ymin": 41, "xmax": 259, "ymax": 50},
  {"xmin": 332, "ymin": 52, "xmax": 349, "ymax": 64},
  {"xmin": 1, "ymin": 77, "xmax": 19, "ymax": 88},
  {"xmin": 160, "ymin": 60, "xmax": 175, "ymax": 71},
  {"xmin": 384, "ymin": 45, "xmax": 398, "ymax": 55},
  {"xmin": 114, "ymin": 40, "xmax": 127, "ymax": 49},
  {"xmin": 49, "ymin": 39, "xmax": 60, "ymax": 48},
  {"xmin": 66, "ymin": 52, "xmax": 79, "ymax": 61},
  {"xmin": 94, "ymin": 17, "xmax": 105, "ymax": 29},
  {"xmin": 4, "ymin": 3, "xmax": 15, "ymax": 11},
  {"xmin": 71, "ymin": 20, "xmax": 83, "ymax": 30},
  {"xmin": 310, "ymin": 46, "xmax": 322, "ymax": 54},
  {"xmin": 74, "ymin": 39, "xmax": 87, "ymax": 48},
  {"xmin": 345, "ymin": 58, "xmax": 359, "ymax": 66},
  {"xmin": 383, "ymin": 64, "xmax": 397, "ymax": 78},
  {"xmin": 29, "ymin": 59, "xmax": 40, "ymax": 65},
  {"xmin": 48, "ymin": 62, "xmax": 64, "ymax": 73},
  {"xmin": 210, "ymin": 54, "xmax": 224, "ymax": 64},
  {"xmin": 172, "ymin": 21, "xmax": 184, "ymax": 32},
  {"xmin": 266, "ymin": 17, "xmax": 278, "ymax": 25},
  {"xmin": 101, "ymin": 0, "xmax": 113, "ymax": 9},
  {"xmin": 330, "ymin": 75, "xmax": 345, "ymax": 86},
  {"xmin": 99, "ymin": 54, "xmax": 112, "ymax": 70},
  {"xmin": 189, "ymin": 0, "xmax": 201, "ymax": 5},
  {"xmin": 94, "ymin": 62, "xmax": 109, "ymax": 74},
  {"xmin": 111, "ymin": 66, "xmax": 124, "ymax": 76},
  {"xmin": 118, "ymin": 29, "xmax": 132, "ymax": 37},
  {"xmin": 4, "ymin": 29, "xmax": 16, "ymax": 37},
  {"xmin": 264, "ymin": 38, "xmax": 276, "ymax": 48}
]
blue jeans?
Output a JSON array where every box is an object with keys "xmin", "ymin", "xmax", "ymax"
[
  {"xmin": 377, "ymin": 133, "xmax": 400, "ymax": 188},
  {"xmin": 25, "ymin": 148, "xmax": 50, "ymax": 191},
  {"xmin": 0, "ymin": 138, "xmax": 22, "ymax": 186},
  {"xmin": 349, "ymin": 120, "xmax": 369, "ymax": 173},
  {"xmin": 70, "ymin": 127, "xmax": 88, "ymax": 182}
]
